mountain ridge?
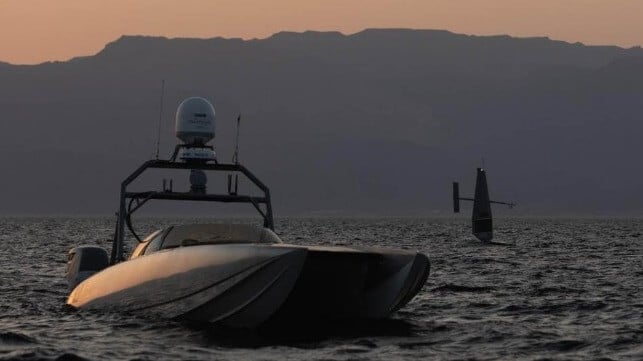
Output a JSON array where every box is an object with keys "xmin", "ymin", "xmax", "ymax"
[
  {"xmin": 0, "ymin": 28, "xmax": 642, "ymax": 216},
  {"xmin": 2, "ymin": 28, "xmax": 643, "ymax": 66}
]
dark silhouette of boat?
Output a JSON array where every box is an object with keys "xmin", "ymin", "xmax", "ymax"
[{"xmin": 453, "ymin": 168, "xmax": 515, "ymax": 243}]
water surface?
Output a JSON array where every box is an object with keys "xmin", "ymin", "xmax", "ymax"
[{"xmin": 0, "ymin": 217, "xmax": 641, "ymax": 360}]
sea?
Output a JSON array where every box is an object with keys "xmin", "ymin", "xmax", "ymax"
[{"xmin": 0, "ymin": 217, "xmax": 641, "ymax": 361}]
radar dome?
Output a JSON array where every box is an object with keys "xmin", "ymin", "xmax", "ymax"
[{"xmin": 175, "ymin": 97, "xmax": 216, "ymax": 145}]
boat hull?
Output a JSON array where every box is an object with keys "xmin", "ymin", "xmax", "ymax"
[
  {"xmin": 68, "ymin": 244, "xmax": 429, "ymax": 328},
  {"xmin": 68, "ymin": 244, "xmax": 308, "ymax": 327},
  {"xmin": 267, "ymin": 245, "xmax": 430, "ymax": 324}
]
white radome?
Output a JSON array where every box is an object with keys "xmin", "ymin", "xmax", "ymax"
[{"xmin": 175, "ymin": 97, "xmax": 216, "ymax": 145}]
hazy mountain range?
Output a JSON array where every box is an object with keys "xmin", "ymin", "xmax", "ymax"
[{"xmin": 1, "ymin": 29, "xmax": 642, "ymax": 217}]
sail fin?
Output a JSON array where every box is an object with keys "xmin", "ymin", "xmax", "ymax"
[{"xmin": 472, "ymin": 168, "xmax": 493, "ymax": 242}]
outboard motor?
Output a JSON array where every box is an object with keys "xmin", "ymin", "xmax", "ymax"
[{"xmin": 66, "ymin": 246, "xmax": 109, "ymax": 290}]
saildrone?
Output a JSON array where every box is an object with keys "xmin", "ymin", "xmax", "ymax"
[{"xmin": 453, "ymin": 168, "xmax": 515, "ymax": 242}]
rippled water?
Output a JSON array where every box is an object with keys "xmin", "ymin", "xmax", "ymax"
[{"xmin": 0, "ymin": 217, "xmax": 641, "ymax": 360}]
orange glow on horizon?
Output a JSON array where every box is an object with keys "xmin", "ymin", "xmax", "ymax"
[{"xmin": 1, "ymin": 0, "xmax": 641, "ymax": 64}]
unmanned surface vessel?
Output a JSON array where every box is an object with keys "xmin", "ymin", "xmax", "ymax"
[
  {"xmin": 65, "ymin": 97, "xmax": 430, "ymax": 328},
  {"xmin": 453, "ymin": 168, "xmax": 515, "ymax": 243}
]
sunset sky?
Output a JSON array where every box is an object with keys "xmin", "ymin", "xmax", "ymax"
[{"xmin": 1, "ymin": 0, "xmax": 641, "ymax": 64}]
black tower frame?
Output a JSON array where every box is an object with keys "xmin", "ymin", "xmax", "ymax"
[{"xmin": 110, "ymin": 159, "xmax": 274, "ymax": 264}]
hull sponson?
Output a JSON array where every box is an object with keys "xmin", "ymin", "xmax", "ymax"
[
  {"xmin": 266, "ymin": 246, "xmax": 430, "ymax": 324},
  {"xmin": 388, "ymin": 252, "xmax": 430, "ymax": 313},
  {"xmin": 180, "ymin": 247, "xmax": 307, "ymax": 328},
  {"xmin": 67, "ymin": 244, "xmax": 307, "ymax": 321}
]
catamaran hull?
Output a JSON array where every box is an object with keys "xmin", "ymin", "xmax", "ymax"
[
  {"xmin": 67, "ymin": 244, "xmax": 429, "ymax": 328},
  {"xmin": 68, "ymin": 244, "xmax": 308, "ymax": 327},
  {"xmin": 267, "ymin": 246, "xmax": 430, "ymax": 324}
]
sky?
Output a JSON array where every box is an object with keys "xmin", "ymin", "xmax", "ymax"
[{"xmin": 1, "ymin": 0, "xmax": 642, "ymax": 64}]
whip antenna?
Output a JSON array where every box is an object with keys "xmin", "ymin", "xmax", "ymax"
[
  {"xmin": 232, "ymin": 114, "xmax": 241, "ymax": 164},
  {"xmin": 228, "ymin": 114, "xmax": 241, "ymax": 195},
  {"xmin": 155, "ymin": 79, "xmax": 166, "ymax": 159}
]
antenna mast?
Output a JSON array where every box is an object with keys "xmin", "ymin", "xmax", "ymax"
[
  {"xmin": 155, "ymin": 79, "xmax": 166, "ymax": 159},
  {"xmin": 232, "ymin": 114, "xmax": 241, "ymax": 164},
  {"xmin": 227, "ymin": 114, "xmax": 241, "ymax": 195}
]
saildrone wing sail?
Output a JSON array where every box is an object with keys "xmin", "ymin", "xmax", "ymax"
[{"xmin": 472, "ymin": 168, "xmax": 493, "ymax": 242}]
